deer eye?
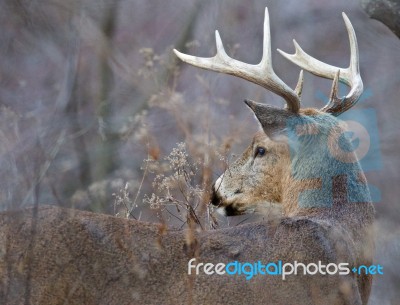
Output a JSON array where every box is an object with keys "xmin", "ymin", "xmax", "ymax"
[{"xmin": 255, "ymin": 147, "xmax": 266, "ymax": 157}]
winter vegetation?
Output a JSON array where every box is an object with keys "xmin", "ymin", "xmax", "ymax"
[{"xmin": 0, "ymin": 0, "xmax": 399, "ymax": 304}]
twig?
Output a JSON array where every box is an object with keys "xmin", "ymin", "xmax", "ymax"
[
  {"xmin": 22, "ymin": 130, "xmax": 66, "ymax": 206},
  {"xmin": 129, "ymin": 141, "xmax": 151, "ymax": 216}
]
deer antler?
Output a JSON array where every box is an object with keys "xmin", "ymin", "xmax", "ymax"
[
  {"xmin": 173, "ymin": 7, "xmax": 301, "ymax": 113},
  {"xmin": 278, "ymin": 13, "xmax": 363, "ymax": 116}
]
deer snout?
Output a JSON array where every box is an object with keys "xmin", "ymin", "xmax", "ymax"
[
  {"xmin": 211, "ymin": 174, "xmax": 246, "ymax": 216},
  {"xmin": 211, "ymin": 174, "xmax": 224, "ymax": 206},
  {"xmin": 211, "ymin": 187, "xmax": 239, "ymax": 216},
  {"xmin": 211, "ymin": 184, "xmax": 222, "ymax": 207}
]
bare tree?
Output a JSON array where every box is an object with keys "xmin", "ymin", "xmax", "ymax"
[{"xmin": 361, "ymin": 0, "xmax": 400, "ymax": 38}]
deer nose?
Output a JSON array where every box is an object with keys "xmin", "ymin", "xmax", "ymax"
[{"xmin": 211, "ymin": 185, "xmax": 222, "ymax": 206}]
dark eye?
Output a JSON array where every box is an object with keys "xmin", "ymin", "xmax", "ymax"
[{"xmin": 255, "ymin": 147, "xmax": 266, "ymax": 157}]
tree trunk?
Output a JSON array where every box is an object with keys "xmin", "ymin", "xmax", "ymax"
[{"xmin": 361, "ymin": 0, "xmax": 400, "ymax": 38}]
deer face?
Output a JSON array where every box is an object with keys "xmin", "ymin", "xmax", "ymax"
[
  {"xmin": 211, "ymin": 101, "xmax": 300, "ymax": 216},
  {"xmin": 212, "ymin": 130, "xmax": 290, "ymax": 215}
]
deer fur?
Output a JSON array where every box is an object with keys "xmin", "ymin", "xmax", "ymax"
[
  {"xmin": 0, "ymin": 106, "xmax": 375, "ymax": 305},
  {"xmin": 0, "ymin": 199, "xmax": 373, "ymax": 305}
]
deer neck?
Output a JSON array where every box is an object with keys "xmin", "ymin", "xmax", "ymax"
[{"xmin": 281, "ymin": 153, "xmax": 373, "ymax": 219}]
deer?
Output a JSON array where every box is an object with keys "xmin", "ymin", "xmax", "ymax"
[{"xmin": 0, "ymin": 7, "xmax": 374, "ymax": 305}]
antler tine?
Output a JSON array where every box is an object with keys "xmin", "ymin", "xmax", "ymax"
[
  {"xmin": 277, "ymin": 13, "xmax": 363, "ymax": 116},
  {"xmin": 173, "ymin": 7, "xmax": 301, "ymax": 113}
]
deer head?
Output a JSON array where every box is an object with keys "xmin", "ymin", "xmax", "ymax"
[{"xmin": 174, "ymin": 8, "xmax": 367, "ymax": 216}]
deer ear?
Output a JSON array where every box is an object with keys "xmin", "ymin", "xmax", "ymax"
[{"xmin": 244, "ymin": 99, "xmax": 297, "ymax": 139}]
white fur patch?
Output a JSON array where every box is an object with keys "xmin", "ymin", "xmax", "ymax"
[{"xmin": 216, "ymin": 207, "xmax": 227, "ymax": 216}]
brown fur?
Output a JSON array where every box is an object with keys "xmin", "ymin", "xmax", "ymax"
[
  {"xmin": 212, "ymin": 107, "xmax": 375, "ymax": 305},
  {"xmin": 0, "ymin": 108, "xmax": 375, "ymax": 305},
  {"xmin": 0, "ymin": 205, "xmax": 372, "ymax": 305}
]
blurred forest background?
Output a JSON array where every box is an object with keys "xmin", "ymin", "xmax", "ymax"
[{"xmin": 0, "ymin": 0, "xmax": 399, "ymax": 303}]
